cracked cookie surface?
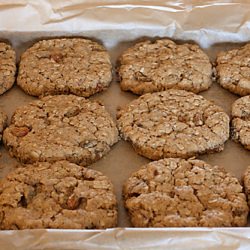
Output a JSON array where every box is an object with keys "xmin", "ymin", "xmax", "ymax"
[
  {"xmin": 216, "ymin": 44, "xmax": 250, "ymax": 96},
  {"xmin": 118, "ymin": 39, "xmax": 212, "ymax": 95},
  {"xmin": 0, "ymin": 161, "xmax": 117, "ymax": 229},
  {"xmin": 231, "ymin": 95, "xmax": 250, "ymax": 150},
  {"xmin": 117, "ymin": 90, "xmax": 229, "ymax": 160},
  {"xmin": 17, "ymin": 38, "xmax": 112, "ymax": 97},
  {"xmin": 3, "ymin": 95, "xmax": 119, "ymax": 165},
  {"xmin": 0, "ymin": 42, "xmax": 16, "ymax": 95},
  {"xmin": 123, "ymin": 158, "xmax": 248, "ymax": 227}
]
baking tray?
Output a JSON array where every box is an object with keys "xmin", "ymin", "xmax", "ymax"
[{"xmin": 0, "ymin": 1, "xmax": 250, "ymax": 249}]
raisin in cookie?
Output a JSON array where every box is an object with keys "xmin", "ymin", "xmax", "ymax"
[
  {"xmin": 118, "ymin": 39, "xmax": 212, "ymax": 95},
  {"xmin": 3, "ymin": 95, "xmax": 118, "ymax": 165},
  {"xmin": 216, "ymin": 44, "xmax": 250, "ymax": 96},
  {"xmin": 231, "ymin": 95, "xmax": 250, "ymax": 150},
  {"xmin": 0, "ymin": 161, "xmax": 117, "ymax": 229},
  {"xmin": 0, "ymin": 42, "xmax": 16, "ymax": 95},
  {"xmin": 117, "ymin": 90, "xmax": 229, "ymax": 160},
  {"xmin": 17, "ymin": 38, "xmax": 112, "ymax": 97},
  {"xmin": 124, "ymin": 158, "xmax": 248, "ymax": 227}
]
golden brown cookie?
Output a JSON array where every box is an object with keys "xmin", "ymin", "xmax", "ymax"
[
  {"xmin": 0, "ymin": 42, "xmax": 16, "ymax": 95},
  {"xmin": 124, "ymin": 158, "xmax": 248, "ymax": 227},
  {"xmin": 17, "ymin": 38, "xmax": 112, "ymax": 97},
  {"xmin": 3, "ymin": 95, "xmax": 119, "ymax": 165},
  {"xmin": 118, "ymin": 39, "xmax": 212, "ymax": 95},
  {"xmin": 0, "ymin": 161, "xmax": 117, "ymax": 229},
  {"xmin": 231, "ymin": 95, "xmax": 250, "ymax": 150},
  {"xmin": 216, "ymin": 44, "xmax": 250, "ymax": 96},
  {"xmin": 0, "ymin": 109, "xmax": 7, "ymax": 143},
  {"xmin": 117, "ymin": 90, "xmax": 229, "ymax": 160},
  {"xmin": 243, "ymin": 165, "xmax": 250, "ymax": 208}
]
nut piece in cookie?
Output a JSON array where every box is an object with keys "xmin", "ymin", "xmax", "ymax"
[
  {"xmin": 216, "ymin": 43, "xmax": 250, "ymax": 96},
  {"xmin": 0, "ymin": 42, "xmax": 16, "ymax": 95},
  {"xmin": 118, "ymin": 39, "xmax": 212, "ymax": 95},
  {"xmin": 231, "ymin": 95, "xmax": 250, "ymax": 150},
  {"xmin": 17, "ymin": 38, "xmax": 112, "ymax": 97},
  {"xmin": 3, "ymin": 95, "xmax": 119, "ymax": 166},
  {"xmin": 124, "ymin": 158, "xmax": 248, "ymax": 227},
  {"xmin": 117, "ymin": 89, "xmax": 229, "ymax": 160},
  {"xmin": 0, "ymin": 161, "xmax": 117, "ymax": 229}
]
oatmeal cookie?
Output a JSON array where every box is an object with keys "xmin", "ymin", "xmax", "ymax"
[
  {"xmin": 3, "ymin": 95, "xmax": 119, "ymax": 165},
  {"xmin": 124, "ymin": 158, "xmax": 248, "ymax": 227},
  {"xmin": 231, "ymin": 95, "xmax": 250, "ymax": 150},
  {"xmin": 17, "ymin": 38, "xmax": 112, "ymax": 97},
  {"xmin": 118, "ymin": 39, "xmax": 212, "ymax": 95},
  {"xmin": 0, "ymin": 161, "xmax": 117, "ymax": 229},
  {"xmin": 243, "ymin": 166, "xmax": 250, "ymax": 207},
  {"xmin": 0, "ymin": 42, "xmax": 16, "ymax": 95},
  {"xmin": 0, "ymin": 109, "xmax": 7, "ymax": 141},
  {"xmin": 117, "ymin": 90, "xmax": 229, "ymax": 160},
  {"xmin": 216, "ymin": 44, "xmax": 250, "ymax": 96}
]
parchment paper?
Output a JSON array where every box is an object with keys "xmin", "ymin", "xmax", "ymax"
[{"xmin": 1, "ymin": 0, "xmax": 250, "ymax": 249}]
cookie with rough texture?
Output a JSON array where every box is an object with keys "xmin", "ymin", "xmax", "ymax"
[
  {"xmin": 0, "ymin": 161, "xmax": 117, "ymax": 229},
  {"xmin": 124, "ymin": 158, "xmax": 248, "ymax": 227},
  {"xmin": 216, "ymin": 44, "xmax": 250, "ymax": 96},
  {"xmin": 17, "ymin": 38, "xmax": 112, "ymax": 97},
  {"xmin": 117, "ymin": 90, "xmax": 229, "ymax": 160},
  {"xmin": 231, "ymin": 95, "xmax": 250, "ymax": 150},
  {"xmin": 118, "ymin": 39, "xmax": 212, "ymax": 95},
  {"xmin": 0, "ymin": 109, "xmax": 7, "ymax": 141},
  {"xmin": 3, "ymin": 95, "xmax": 119, "ymax": 165},
  {"xmin": 0, "ymin": 42, "xmax": 16, "ymax": 95},
  {"xmin": 243, "ymin": 166, "xmax": 250, "ymax": 207}
]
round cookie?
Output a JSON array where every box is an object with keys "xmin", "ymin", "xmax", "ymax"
[
  {"xmin": 17, "ymin": 38, "xmax": 112, "ymax": 97},
  {"xmin": 123, "ymin": 158, "xmax": 248, "ymax": 227},
  {"xmin": 3, "ymin": 95, "xmax": 119, "ymax": 165},
  {"xmin": 216, "ymin": 44, "xmax": 250, "ymax": 96},
  {"xmin": 231, "ymin": 95, "xmax": 250, "ymax": 150},
  {"xmin": 118, "ymin": 39, "xmax": 212, "ymax": 95},
  {"xmin": 0, "ymin": 42, "xmax": 16, "ymax": 95},
  {"xmin": 117, "ymin": 89, "xmax": 229, "ymax": 160},
  {"xmin": 243, "ymin": 166, "xmax": 250, "ymax": 207},
  {"xmin": 0, "ymin": 161, "xmax": 117, "ymax": 229}
]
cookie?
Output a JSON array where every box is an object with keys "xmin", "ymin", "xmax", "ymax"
[
  {"xmin": 216, "ymin": 44, "xmax": 250, "ymax": 96},
  {"xmin": 0, "ymin": 109, "xmax": 7, "ymax": 141},
  {"xmin": 118, "ymin": 39, "xmax": 212, "ymax": 95},
  {"xmin": 117, "ymin": 90, "xmax": 229, "ymax": 160},
  {"xmin": 0, "ymin": 161, "xmax": 117, "ymax": 229},
  {"xmin": 243, "ymin": 166, "xmax": 250, "ymax": 207},
  {"xmin": 3, "ymin": 95, "xmax": 119, "ymax": 165},
  {"xmin": 0, "ymin": 42, "xmax": 16, "ymax": 95},
  {"xmin": 124, "ymin": 158, "xmax": 248, "ymax": 227},
  {"xmin": 17, "ymin": 38, "xmax": 112, "ymax": 97},
  {"xmin": 231, "ymin": 95, "xmax": 250, "ymax": 150}
]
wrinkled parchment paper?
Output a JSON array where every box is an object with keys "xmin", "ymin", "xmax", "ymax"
[
  {"xmin": 1, "ymin": 0, "xmax": 250, "ymax": 249},
  {"xmin": 1, "ymin": 228, "xmax": 250, "ymax": 250}
]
